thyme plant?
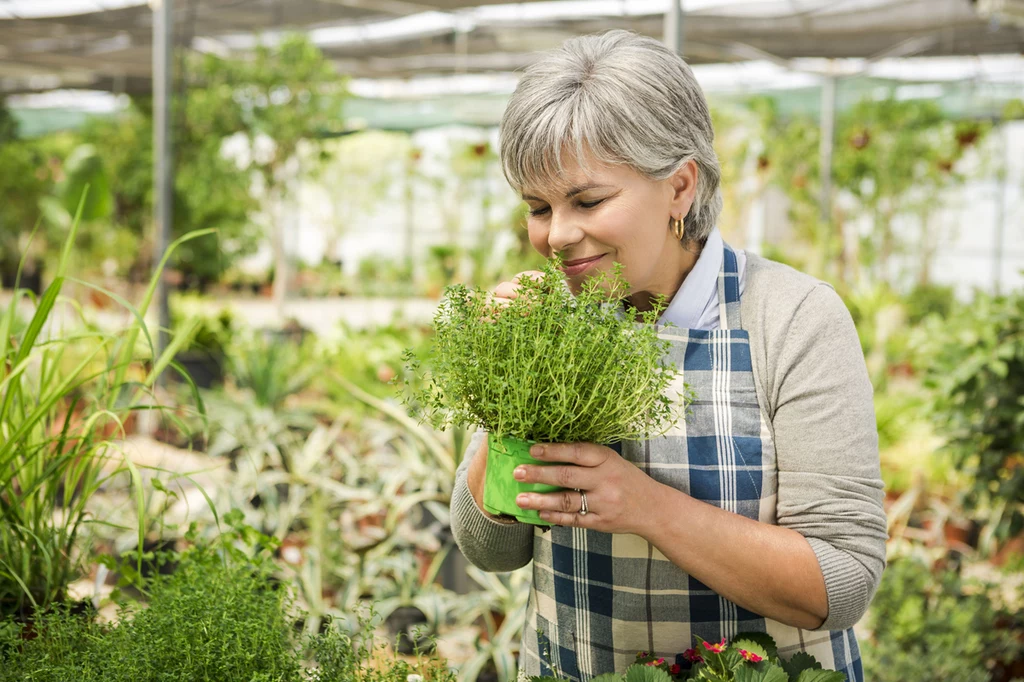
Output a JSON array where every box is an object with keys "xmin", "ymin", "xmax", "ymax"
[{"xmin": 405, "ymin": 260, "xmax": 685, "ymax": 445}]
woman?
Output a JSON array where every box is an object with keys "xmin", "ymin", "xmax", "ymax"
[{"xmin": 450, "ymin": 30, "xmax": 887, "ymax": 682}]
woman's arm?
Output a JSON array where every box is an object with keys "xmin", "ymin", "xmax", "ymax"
[
  {"xmin": 450, "ymin": 430, "xmax": 535, "ymax": 572},
  {"xmin": 516, "ymin": 282, "xmax": 887, "ymax": 630},
  {"xmin": 640, "ymin": 485, "xmax": 829, "ymax": 629},
  {"xmin": 641, "ymin": 282, "xmax": 886, "ymax": 631}
]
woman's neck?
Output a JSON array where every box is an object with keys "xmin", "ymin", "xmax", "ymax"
[{"xmin": 627, "ymin": 238, "xmax": 702, "ymax": 316}]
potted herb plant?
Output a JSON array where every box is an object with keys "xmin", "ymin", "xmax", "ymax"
[{"xmin": 404, "ymin": 260, "xmax": 685, "ymax": 525}]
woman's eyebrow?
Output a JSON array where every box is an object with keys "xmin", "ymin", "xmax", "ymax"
[{"xmin": 522, "ymin": 184, "xmax": 611, "ymax": 201}]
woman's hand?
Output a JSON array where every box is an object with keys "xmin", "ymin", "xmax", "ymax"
[
  {"xmin": 489, "ymin": 270, "xmax": 545, "ymax": 307},
  {"xmin": 512, "ymin": 442, "xmax": 662, "ymax": 535}
]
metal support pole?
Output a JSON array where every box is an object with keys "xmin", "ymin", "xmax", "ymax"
[
  {"xmin": 994, "ymin": 122, "xmax": 1009, "ymax": 295},
  {"xmin": 455, "ymin": 26, "xmax": 469, "ymax": 75},
  {"xmin": 819, "ymin": 73, "xmax": 837, "ymax": 227},
  {"xmin": 153, "ymin": 0, "xmax": 173, "ymax": 384},
  {"xmin": 404, "ymin": 144, "xmax": 415, "ymax": 281},
  {"xmin": 664, "ymin": 0, "xmax": 685, "ymax": 56}
]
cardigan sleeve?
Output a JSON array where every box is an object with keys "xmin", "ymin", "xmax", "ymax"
[
  {"xmin": 450, "ymin": 429, "xmax": 535, "ymax": 572},
  {"xmin": 764, "ymin": 282, "xmax": 889, "ymax": 631}
]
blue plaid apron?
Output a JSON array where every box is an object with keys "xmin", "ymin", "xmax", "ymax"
[{"xmin": 518, "ymin": 244, "xmax": 863, "ymax": 682}]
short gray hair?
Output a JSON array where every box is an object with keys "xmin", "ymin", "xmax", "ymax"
[{"xmin": 499, "ymin": 30, "xmax": 722, "ymax": 244}]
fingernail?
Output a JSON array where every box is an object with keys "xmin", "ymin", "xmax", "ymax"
[
  {"xmin": 516, "ymin": 494, "xmax": 529, "ymax": 506},
  {"xmin": 530, "ymin": 445, "xmax": 544, "ymax": 458},
  {"xmin": 514, "ymin": 466, "xmax": 526, "ymax": 480}
]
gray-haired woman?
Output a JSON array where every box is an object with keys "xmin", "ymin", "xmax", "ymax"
[{"xmin": 450, "ymin": 30, "xmax": 886, "ymax": 682}]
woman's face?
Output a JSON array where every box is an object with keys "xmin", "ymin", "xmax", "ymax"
[{"xmin": 520, "ymin": 152, "xmax": 697, "ymax": 304}]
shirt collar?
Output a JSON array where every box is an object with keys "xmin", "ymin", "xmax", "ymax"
[{"xmin": 657, "ymin": 227, "xmax": 723, "ymax": 329}]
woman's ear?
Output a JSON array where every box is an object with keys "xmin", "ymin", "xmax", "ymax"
[{"xmin": 669, "ymin": 159, "xmax": 699, "ymax": 219}]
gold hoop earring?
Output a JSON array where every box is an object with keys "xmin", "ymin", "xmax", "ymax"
[{"xmin": 671, "ymin": 216, "xmax": 684, "ymax": 241}]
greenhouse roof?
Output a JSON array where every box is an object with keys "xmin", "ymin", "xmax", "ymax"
[{"xmin": 2, "ymin": 0, "xmax": 1023, "ymax": 93}]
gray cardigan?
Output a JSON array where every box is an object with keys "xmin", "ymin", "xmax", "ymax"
[{"xmin": 449, "ymin": 253, "xmax": 889, "ymax": 632}]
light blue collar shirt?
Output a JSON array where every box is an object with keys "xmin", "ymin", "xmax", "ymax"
[{"xmin": 656, "ymin": 228, "xmax": 746, "ymax": 332}]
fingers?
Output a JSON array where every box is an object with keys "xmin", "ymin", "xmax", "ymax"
[
  {"xmin": 516, "ymin": 489, "xmax": 585, "ymax": 515},
  {"xmin": 538, "ymin": 510, "xmax": 595, "ymax": 527},
  {"xmin": 484, "ymin": 271, "xmax": 545, "ymax": 320},
  {"xmin": 512, "ymin": 270, "xmax": 545, "ymax": 284},
  {"xmin": 492, "ymin": 280, "xmax": 520, "ymax": 300},
  {"xmin": 493, "ymin": 270, "xmax": 544, "ymax": 301},
  {"xmin": 529, "ymin": 443, "xmax": 611, "ymax": 467},
  {"xmin": 514, "ymin": 463, "xmax": 590, "ymax": 490}
]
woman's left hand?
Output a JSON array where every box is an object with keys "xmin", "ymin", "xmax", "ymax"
[{"xmin": 512, "ymin": 442, "xmax": 661, "ymax": 535}]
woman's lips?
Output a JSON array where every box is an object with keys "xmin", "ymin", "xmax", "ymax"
[{"xmin": 560, "ymin": 254, "xmax": 604, "ymax": 277}]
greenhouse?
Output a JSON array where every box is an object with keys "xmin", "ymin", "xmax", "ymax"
[{"xmin": 1, "ymin": 1, "xmax": 1023, "ymax": 681}]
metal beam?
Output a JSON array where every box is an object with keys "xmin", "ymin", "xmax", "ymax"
[
  {"xmin": 664, "ymin": 0, "xmax": 684, "ymax": 56},
  {"xmin": 819, "ymin": 71, "xmax": 837, "ymax": 226},
  {"xmin": 153, "ymin": 0, "xmax": 173, "ymax": 384}
]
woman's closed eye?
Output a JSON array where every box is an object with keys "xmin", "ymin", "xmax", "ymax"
[{"xmin": 527, "ymin": 198, "xmax": 605, "ymax": 217}]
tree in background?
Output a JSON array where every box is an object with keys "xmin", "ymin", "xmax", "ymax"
[
  {"xmin": 0, "ymin": 99, "xmax": 54, "ymax": 292},
  {"xmin": 25, "ymin": 33, "xmax": 343, "ymax": 295},
  {"xmin": 751, "ymin": 94, "xmax": 987, "ymax": 290},
  {"xmin": 184, "ymin": 33, "xmax": 347, "ymax": 309}
]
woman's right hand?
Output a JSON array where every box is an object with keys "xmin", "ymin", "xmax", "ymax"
[{"xmin": 488, "ymin": 270, "xmax": 545, "ymax": 309}]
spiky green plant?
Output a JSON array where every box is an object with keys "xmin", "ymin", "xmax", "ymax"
[{"xmin": 0, "ymin": 197, "xmax": 211, "ymax": 618}]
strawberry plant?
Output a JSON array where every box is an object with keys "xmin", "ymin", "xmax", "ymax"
[{"xmin": 524, "ymin": 632, "xmax": 846, "ymax": 682}]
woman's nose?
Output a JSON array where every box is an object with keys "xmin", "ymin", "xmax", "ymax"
[{"xmin": 546, "ymin": 210, "xmax": 585, "ymax": 254}]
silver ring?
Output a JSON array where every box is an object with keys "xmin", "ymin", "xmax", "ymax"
[{"xmin": 579, "ymin": 490, "xmax": 589, "ymax": 516}]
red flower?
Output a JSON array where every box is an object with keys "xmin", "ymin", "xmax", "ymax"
[
  {"xmin": 702, "ymin": 637, "xmax": 727, "ymax": 654},
  {"xmin": 670, "ymin": 664, "xmax": 682, "ymax": 674},
  {"xmin": 739, "ymin": 649, "xmax": 764, "ymax": 663},
  {"xmin": 682, "ymin": 648, "xmax": 704, "ymax": 663}
]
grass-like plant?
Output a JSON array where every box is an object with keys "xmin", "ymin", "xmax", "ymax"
[
  {"xmin": 0, "ymin": 204, "xmax": 211, "ymax": 620},
  {"xmin": 403, "ymin": 260, "xmax": 685, "ymax": 446}
]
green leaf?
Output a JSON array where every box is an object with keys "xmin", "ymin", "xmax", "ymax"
[
  {"xmin": 730, "ymin": 639, "xmax": 770, "ymax": 662},
  {"xmin": 590, "ymin": 674, "xmax": 624, "ymax": 682},
  {"xmin": 794, "ymin": 670, "xmax": 846, "ymax": 682},
  {"xmin": 735, "ymin": 665, "xmax": 792, "ymax": 682},
  {"xmin": 622, "ymin": 665, "xmax": 674, "ymax": 682},
  {"xmin": 781, "ymin": 653, "xmax": 822, "ymax": 680},
  {"xmin": 734, "ymin": 666, "xmax": 767, "ymax": 682},
  {"xmin": 762, "ymin": 666, "xmax": 791, "ymax": 682},
  {"xmin": 732, "ymin": 632, "xmax": 779, "ymax": 660}
]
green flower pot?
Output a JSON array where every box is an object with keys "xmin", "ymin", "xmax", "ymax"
[{"xmin": 483, "ymin": 434, "xmax": 562, "ymax": 526}]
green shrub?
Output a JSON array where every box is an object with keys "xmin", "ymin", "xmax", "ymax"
[
  {"xmin": 861, "ymin": 555, "xmax": 1023, "ymax": 682},
  {"xmin": 0, "ymin": 518, "xmax": 457, "ymax": 682},
  {"xmin": 918, "ymin": 289, "xmax": 1024, "ymax": 541}
]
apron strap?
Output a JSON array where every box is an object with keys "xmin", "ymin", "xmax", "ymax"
[{"xmin": 718, "ymin": 243, "xmax": 743, "ymax": 330}]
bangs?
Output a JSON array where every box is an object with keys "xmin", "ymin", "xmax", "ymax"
[{"xmin": 500, "ymin": 94, "xmax": 622, "ymax": 197}]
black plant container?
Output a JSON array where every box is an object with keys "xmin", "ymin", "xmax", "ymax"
[
  {"xmin": 172, "ymin": 349, "xmax": 225, "ymax": 389},
  {"xmin": 385, "ymin": 605, "xmax": 433, "ymax": 655}
]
